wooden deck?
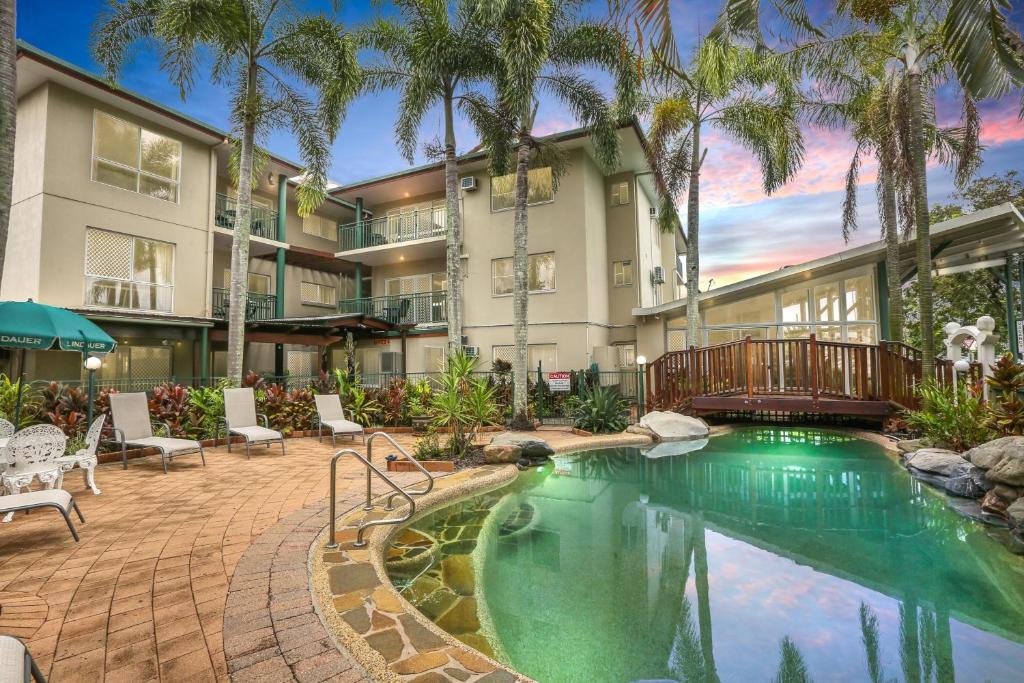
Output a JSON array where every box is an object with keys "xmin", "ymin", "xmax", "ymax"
[{"xmin": 646, "ymin": 335, "xmax": 978, "ymax": 417}]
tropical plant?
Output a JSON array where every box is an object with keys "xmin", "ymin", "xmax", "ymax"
[
  {"xmin": 0, "ymin": 0, "xmax": 14, "ymax": 290},
  {"xmin": 346, "ymin": 387, "xmax": 381, "ymax": 426},
  {"xmin": 366, "ymin": 0, "xmax": 499, "ymax": 352},
  {"xmin": 430, "ymin": 351, "xmax": 498, "ymax": 457},
  {"xmin": 262, "ymin": 384, "xmax": 316, "ymax": 436},
  {"xmin": 94, "ymin": 0, "xmax": 363, "ymax": 385},
  {"xmin": 187, "ymin": 384, "xmax": 225, "ymax": 440},
  {"xmin": 984, "ymin": 353, "xmax": 1024, "ymax": 436},
  {"xmin": 149, "ymin": 383, "xmax": 193, "ymax": 437},
  {"xmin": 332, "ymin": 366, "xmax": 361, "ymax": 399},
  {"xmin": 405, "ymin": 378, "xmax": 433, "ymax": 418},
  {"xmin": 772, "ymin": 636, "xmax": 814, "ymax": 683},
  {"xmin": 573, "ymin": 384, "xmax": 629, "ymax": 433},
  {"xmin": 0, "ymin": 373, "xmax": 33, "ymax": 423},
  {"xmin": 40, "ymin": 383, "xmax": 90, "ymax": 439},
  {"xmin": 375, "ymin": 378, "xmax": 407, "ymax": 427},
  {"xmin": 904, "ymin": 379, "xmax": 992, "ymax": 450},
  {"xmin": 647, "ymin": 36, "xmax": 804, "ymax": 348},
  {"xmin": 413, "ymin": 427, "xmax": 447, "ymax": 461},
  {"xmin": 468, "ymin": 0, "xmax": 640, "ymax": 423}
]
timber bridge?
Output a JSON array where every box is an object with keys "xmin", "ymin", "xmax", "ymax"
[{"xmin": 644, "ymin": 334, "xmax": 979, "ymax": 417}]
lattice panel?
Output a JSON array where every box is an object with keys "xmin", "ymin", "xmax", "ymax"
[
  {"xmin": 130, "ymin": 346, "xmax": 172, "ymax": 378},
  {"xmin": 287, "ymin": 351, "xmax": 316, "ymax": 376},
  {"xmin": 492, "ymin": 345, "xmax": 514, "ymax": 364},
  {"xmin": 85, "ymin": 229, "xmax": 132, "ymax": 279},
  {"xmin": 667, "ymin": 330, "xmax": 687, "ymax": 352}
]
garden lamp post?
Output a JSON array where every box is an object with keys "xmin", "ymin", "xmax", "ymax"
[
  {"xmin": 636, "ymin": 355, "xmax": 647, "ymax": 419},
  {"xmin": 84, "ymin": 355, "xmax": 102, "ymax": 425}
]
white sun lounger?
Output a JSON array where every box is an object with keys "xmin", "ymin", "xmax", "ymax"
[
  {"xmin": 0, "ymin": 634, "xmax": 47, "ymax": 682},
  {"xmin": 0, "ymin": 489, "xmax": 85, "ymax": 542},
  {"xmin": 222, "ymin": 388, "xmax": 285, "ymax": 458},
  {"xmin": 314, "ymin": 394, "xmax": 365, "ymax": 447},
  {"xmin": 109, "ymin": 393, "xmax": 206, "ymax": 474}
]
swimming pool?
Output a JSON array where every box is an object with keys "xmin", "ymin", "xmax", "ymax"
[{"xmin": 385, "ymin": 427, "xmax": 1024, "ymax": 682}]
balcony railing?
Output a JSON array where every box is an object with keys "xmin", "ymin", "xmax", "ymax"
[
  {"xmin": 215, "ymin": 193, "xmax": 278, "ymax": 240},
  {"xmin": 338, "ymin": 291, "xmax": 447, "ymax": 326},
  {"xmin": 338, "ymin": 206, "xmax": 447, "ymax": 251},
  {"xmin": 212, "ymin": 287, "xmax": 277, "ymax": 321}
]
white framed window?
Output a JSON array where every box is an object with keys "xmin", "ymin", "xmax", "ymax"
[
  {"xmin": 91, "ymin": 110, "xmax": 181, "ymax": 202},
  {"xmin": 84, "ymin": 228, "xmax": 174, "ymax": 312},
  {"xmin": 613, "ymin": 260, "xmax": 634, "ymax": 287},
  {"xmin": 490, "ymin": 167, "xmax": 554, "ymax": 211},
  {"xmin": 302, "ymin": 214, "xmax": 336, "ymax": 240},
  {"xmin": 614, "ymin": 343, "xmax": 636, "ymax": 367},
  {"xmin": 492, "ymin": 343, "xmax": 558, "ymax": 371},
  {"xmin": 384, "ymin": 272, "xmax": 446, "ymax": 295},
  {"xmin": 300, "ymin": 281, "xmax": 336, "ymax": 306},
  {"xmin": 491, "ymin": 252, "xmax": 556, "ymax": 296},
  {"xmin": 610, "ymin": 181, "xmax": 630, "ymax": 206},
  {"xmin": 223, "ymin": 269, "xmax": 271, "ymax": 294}
]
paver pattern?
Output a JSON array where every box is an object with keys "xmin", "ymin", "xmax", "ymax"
[{"xmin": 0, "ymin": 435, "xmax": 419, "ymax": 682}]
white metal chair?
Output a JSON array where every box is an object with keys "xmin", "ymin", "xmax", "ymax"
[
  {"xmin": 222, "ymin": 388, "xmax": 285, "ymax": 458},
  {"xmin": 58, "ymin": 415, "xmax": 105, "ymax": 495},
  {"xmin": 314, "ymin": 394, "xmax": 365, "ymax": 447},
  {"xmin": 109, "ymin": 393, "xmax": 205, "ymax": 473},
  {"xmin": 0, "ymin": 417, "xmax": 13, "ymax": 451},
  {"xmin": 1, "ymin": 425, "xmax": 67, "ymax": 523},
  {"xmin": 0, "ymin": 489, "xmax": 85, "ymax": 543},
  {"xmin": 0, "ymin": 634, "xmax": 48, "ymax": 682}
]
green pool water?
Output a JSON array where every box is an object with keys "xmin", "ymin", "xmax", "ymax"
[{"xmin": 386, "ymin": 427, "xmax": 1024, "ymax": 682}]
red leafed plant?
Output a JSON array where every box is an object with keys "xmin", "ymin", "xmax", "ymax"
[
  {"xmin": 149, "ymin": 383, "xmax": 194, "ymax": 437},
  {"xmin": 262, "ymin": 384, "xmax": 315, "ymax": 436},
  {"xmin": 40, "ymin": 382, "xmax": 90, "ymax": 439}
]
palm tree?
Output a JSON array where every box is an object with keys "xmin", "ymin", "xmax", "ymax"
[
  {"xmin": 469, "ymin": 0, "xmax": 640, "ymax": 423},
  {"xmin": 94, "ymin": 0, "xmax": 362, "ymax": 385},
  {"xmin": 365, "ymin": 0, "xmax": 497, "ymax": 354},
  {"xmin": 0, "ymin": 0, "xmax": 15, "ymax": 291},
  {"xmin": 647, "ymin": 38, "xmax": 804, "ymax": 347}
]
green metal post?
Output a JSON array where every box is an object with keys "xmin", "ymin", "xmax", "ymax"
[
  {"xmin": 1006, "ymin": 258, "xmax": 1019, "ymax": 358},
  {"xmin": 87, "ymin": 367, "xmax": 96, "ymax": 425},
  {"xmin": 536, "ymin": 361, "xmax": 543, "ymax": 422},
  {"xmin": 637, "ymin": 363, "xmax": 645, "ymax": 418},
  {"xmin": 200, "ymin": 327, "xmax": 209, "ymax": 383},
  {"xmin": 275, "ymin": 174, "xmax": 287, "ymax": 319},
  {"xmin": 354, "ymin": 197, "xmax": 364, "ymax": 301},
  {"xmin": 876, "ymin": 261, "xmax": 890, "ymax": 341}
]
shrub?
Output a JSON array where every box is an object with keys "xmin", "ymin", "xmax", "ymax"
[
  {"xmin": 431, "ymin": 351, "xmax": 499, "ymax": 458},
  {"xmin": 376, "ymin": 378, "xmax": 407, "ymax": 427},
  {"xmin": 0, "ymin": 374, "xmax": 35, "ymax": 423},
  {"xmin": 187, "ymin": 384, "xmax": 225, "ymax": 440},
  {"xmin": 904, "ymin": 380, "xmax": 992, "ymax": 451},
  {"xmin": 262, "ymin": 384, "xmax": 315, "ymax": 436},
  {"xmin": 984, "ymin": 354, "xmax": 1024, "ymax": 436},
  {"xmin": 346, "ymin": 387, "xmax": 381, "ymax": 426},
  {"xmin": 149, "ymin": 383, "xmax": 193, "ymax": 437},
  {"xmin": 405, "ymin": 379, "xmax": 432, "ymax": 419},
  {"xmin": 413, "ymin": 429, "xmax": 448, "ymax": 461},
  {"xmin": 40, "ymin": 382, "xmax": 89, "ymax": 438},
  {"xmin": 574, "ymin": 385, "xmax": 629, "ymax": 433}
]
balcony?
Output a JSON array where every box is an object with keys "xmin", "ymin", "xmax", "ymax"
[
  {"xmin": 212, "ymin": 288, "xmax": 277, "ymax": 321},
  {"xmin": 338, "ymin": 291, "xmax": 447, "ymax": 326},
  {"xmin": 338, "ymin": 206, "xmax": 447, "ymax": 252},
  {"xmin": 215, "ymin": 193, "xmax": 278, "ymax": 240}
]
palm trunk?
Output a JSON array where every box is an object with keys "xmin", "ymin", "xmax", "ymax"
[
  {"xmin": 443, "ymin": 91, "xmax": 462, "ymax": 354},
  {"xmin": 0, "ymin": 0, "xmax": 15, "ymax": 289},
  {"xmin": 692, "ymin": 513, "xmax": 719, "ymax": 683},
  {"xmin": 227, "ymin": 67, "xmax": 256, "ymax": 386},
  {"xmin": 880, "ymin": 156, "xmax": 903, "ymax": 342},
  {"xmin": 686, "ymin": 121, "xmax": 701, "ymax": 348},
  {"xmin": 907, "ymin": 68, "xmax": 933, "ymax": 377},
  {"xmin": 511, "ymin": 132, "xmax": 531, "ymax": 420}
]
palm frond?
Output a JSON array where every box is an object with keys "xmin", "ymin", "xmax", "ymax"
[{"xmin": 943, "ymin": 0, "xmax": 1024, "ymax": 100}]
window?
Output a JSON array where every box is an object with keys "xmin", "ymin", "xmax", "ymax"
[
  {"xmin": 781, "ymin": 289, "xmax": 810, "ymax": 323},
  {"xmin": 85, "ymin": 228, "xmax": 174, "ymax": 312},
  {"xmin": 846, "ymin": 324, "xmax": 877, "ymax": 345},
  {"xmin": 703, "ymin": 294, "xmax": 775, "ymax": 326},
  {"xmin": 492, "ymin": 344, "xmax": 558, "ymax": 370},
  {"xmin": 92, "ymin": 111, "xmax": 181, "ymax": 202},
  {"xmin": 844, "ymin": 275, "xmax": 874, "ymax": 321},
  {"xmin": 814, "ymin": 282, "xmax": 842, "ymax": 322},
  {"xmin": 490, "ymin": 167, "xmax": 554, "ymax": 211},
  {"xmin": 300, "ymin": 281, "xmax": 336, "ymax": 306},
  {"xmin": 491, "ymin": 253, "xmax": 556, "ymax": 295},
  {"xmin": 610, "ymin": 181, "xmax": 630, "ymax": 205},
  {"xmin": 615, "ymin": 343, "xmax": 636, "ymax": 368},
  {"xmin": 384, "ymin": 272, "xmax": 446, "ymax": 295},
  {"xmin": 223, "ymin": 269, "xmax": 271, "ymax": 294},
  {"xmin": 93, "ymin": 345, "xmax": 172, "ymax": 383},
  {"xmin": 302, "ymin": 214, "xmax": 336, "ymax": 240},
  {"xmin": 613, "ymin": 260, "xmax": 634, "ymax": 287}
]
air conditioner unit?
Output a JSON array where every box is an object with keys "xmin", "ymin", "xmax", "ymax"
[
  {"xmin": 463, "ymin": 345, "xmax": 480, "ymax": 358},
  {"xmin": 649, "ymin": 207, "xmax": 658, "ymax": 218},
  {"xmin": 652, "ymin": 266, "xmax": 666, "ymax": 284},
  {"xmin": 460, "ymin": 176, "xmax": 478, "ymax": 191}
]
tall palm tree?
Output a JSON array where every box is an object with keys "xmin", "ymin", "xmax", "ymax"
[
  {"xmin": 366, "ymin": 0, "xmax": 497, "ymax": 354},
  {"xmin": 0, "ymin": 0, "xmax": 14, "ymax": 291},
  {"xmin": 647, "ymin": 38, "xmax": 804, "ymax": 347},
  {"xmin": 469, "ymin": 0, "xmax": 640, "ymax": 423},
  {"xmin": 94, "ymin": 0, "xmax": 362, "ymax": 385}
]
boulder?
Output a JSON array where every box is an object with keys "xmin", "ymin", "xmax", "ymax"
[
  {"xmin": 944, "ymin": 497, "xmax": 1011, "ymax": 528},
  {"xmin": 897, "ymin": 439, "xmax": 925, "ymax": 454},
  {"xmin": 1007, "ymin": 498, "xmax": 1024, "ymax": 527},
  {"xmin": 483, "ymin": 444, "xmax": 520, "ymax": 464},
  {"xmin": 987, "ymin": 455, "xmax": 1024, "ymax": 487},
  {"xmin": 625, "ymin": 424, "xmax": 658, "ymax": 439},
  {"xmin": 642, "ymin": 439, "xmax": 709, "ymax": 459},
  {"xmin": 638, "ymin": 411, "xmax": 709, "ymax": 441},
  {"xmin": 489, "ymin": 433, "xmax": 553, "ymax": 460},
  {"xmin": 992, "ymin": 484, "xmax": 1021, "ymax": 502},
  {"xmin": 964, "ymin": 436, "xmax": 1024, "ymax": 470},
  {"xmin": 903, "ymin": 448, "xmax": 970, "ymax": 476},
  {"xmin": 981, "ymin": 490, "xmax": 1010, "ymax": 519},
  {"xmin": 906, "ymin": 461, "xmax": 991, "ymax": 499}
]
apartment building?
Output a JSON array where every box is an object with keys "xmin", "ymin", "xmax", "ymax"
[{"xmin": 1, "ymin": 42, "xmax": 683, "ymax": 384}]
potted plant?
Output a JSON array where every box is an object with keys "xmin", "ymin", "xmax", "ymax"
[{"xmin": 387, "ymin": 428, "xmax": 455, "ymax": 472}]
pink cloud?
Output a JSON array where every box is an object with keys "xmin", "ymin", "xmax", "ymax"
[{"xmin": 980, "ymin": 102, "xmax": 1024, "ymax": 146}]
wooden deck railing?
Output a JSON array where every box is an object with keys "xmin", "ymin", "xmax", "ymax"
[{"xmin": 645, "ymin": 335, "xmax": 982, "ymax": 414}]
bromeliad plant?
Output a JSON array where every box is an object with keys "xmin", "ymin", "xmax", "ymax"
[
  {"xmin": 983, "ymin": 354, "xmax": 1024, "ymax": 436},
  {"xmin": 574, "ymin": 385, "xmax": 629, "ymax": 434}
]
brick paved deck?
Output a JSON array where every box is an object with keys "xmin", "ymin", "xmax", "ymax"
[{"xmin": 0, "ymin": 435, "xmax": 420, "ymax": 682}]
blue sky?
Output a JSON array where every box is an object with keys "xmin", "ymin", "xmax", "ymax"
[{"xmin": 16, "ymin": 0, "xmax": 1024, "ymax": 286}]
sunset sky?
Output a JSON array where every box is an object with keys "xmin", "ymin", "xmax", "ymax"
[{"xmin": 17, "ymin": 0, "xmax": 1024, "ymax": 289}]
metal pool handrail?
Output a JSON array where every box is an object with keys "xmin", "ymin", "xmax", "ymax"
[
  {"xmin": 326, "ymin": 448, "xmax": 416, "ymax": 549},
  {"xmin": 366, "ymin": 432, "xmax": 435, "ymax": 511}
]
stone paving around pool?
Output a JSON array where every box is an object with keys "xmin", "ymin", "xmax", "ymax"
[{"xmin": 0, "ymin": 427, "xmax": 649, "ymax": 682}]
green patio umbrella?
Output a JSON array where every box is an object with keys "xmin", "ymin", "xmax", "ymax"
[{"xmin": 0, "ymin": 299, "xmax": 117, "ymax": 427}]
